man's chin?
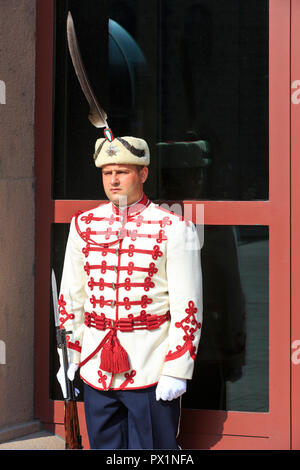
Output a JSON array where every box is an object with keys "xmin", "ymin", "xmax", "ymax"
[{"xmin": 108, "ymin": 191, "xmax": 128, "ymax": 206}]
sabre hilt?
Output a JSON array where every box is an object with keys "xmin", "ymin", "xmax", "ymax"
[{"xmin": 56, "ymin": 326, "xmax": 75, "ymax": 401}]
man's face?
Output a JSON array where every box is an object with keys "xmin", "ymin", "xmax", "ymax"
[{"xmin": 102, "ymin": 164, "xmax": 148, "ymax": 206}]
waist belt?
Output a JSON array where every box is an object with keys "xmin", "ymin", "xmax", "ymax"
[
  {"xmin": 79, "ymin": 311, "xmax": 170, "ymax": 374},
  {"xmin": 84, "ymin": 310, "xmax": 170, "ymax": 331}
]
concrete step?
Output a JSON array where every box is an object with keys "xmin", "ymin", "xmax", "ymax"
[{"xmin": 0, "ymin": 430, "xmax": 65, "ymax": 450}]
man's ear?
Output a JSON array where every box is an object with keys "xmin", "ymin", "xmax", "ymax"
[{"xmin": 140, "ymin": 166, "xmax": 149, "ymax": 184}]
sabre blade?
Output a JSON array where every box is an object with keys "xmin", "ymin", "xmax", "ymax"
[{"xmin": 51, "ymin": 269, "xmax": 61, "ymax": 327}]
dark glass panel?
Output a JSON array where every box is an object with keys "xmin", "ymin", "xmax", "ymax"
[
  {"xmin": 52, "ymin": 0, "xmax": 268, "ymax": 201},
  {"xmin": 182, "ymin": 225, "xmax": 269, "ymax": 412}
]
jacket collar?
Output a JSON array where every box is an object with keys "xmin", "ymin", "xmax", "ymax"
[{"xmin": 111, "ymin": 193, "xmax": 150, "ymax": 218}]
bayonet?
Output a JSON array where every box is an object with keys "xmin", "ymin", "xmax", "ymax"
[{"xmin": 51, "ymin": 269, "xmax": 60, "ymax": 328}]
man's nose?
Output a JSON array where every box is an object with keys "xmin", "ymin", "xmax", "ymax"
[{"xmin": 111, "ymin": 173, "xmax": 119, "ymax": 185}]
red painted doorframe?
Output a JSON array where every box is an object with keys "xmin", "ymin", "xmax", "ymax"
[
  {"xmin": 34, "ymin": 0, "xmax": 292, "ymax": 449},
  {"xmin": 291, "ymin": 0, "xmax": 300, "ymax": 451}
]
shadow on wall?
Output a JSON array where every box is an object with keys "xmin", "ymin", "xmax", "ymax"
[{"xmin": 178, "ymin": 409, "xmax": 228, "ymax": 449}]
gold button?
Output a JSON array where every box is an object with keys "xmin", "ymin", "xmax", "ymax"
[
  {"xmin": 112, "ymin": 283, "xmax": 116, "ymax": 290},
  {"xmin": 111, "ymin": 300, "xmax": 115, "ymax": 308}
]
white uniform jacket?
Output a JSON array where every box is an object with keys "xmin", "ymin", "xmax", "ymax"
[{"xmin": 58, "ymin": 194, "xmax": 203, "ymax": 391}]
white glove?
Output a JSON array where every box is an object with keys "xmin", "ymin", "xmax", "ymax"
[
  {"xmin": 56, "ymin": 350, "xmax": 79, "ymax": 399},
  {"xmin": 155, "ymin": 375, "xmax": 187, "ymax": 401}
]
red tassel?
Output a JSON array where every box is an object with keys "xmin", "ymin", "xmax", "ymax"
[
  {"xmin": 100, "ymin": 336, "xmax": 114, "ymax": 372},
  {"xmin": 100, "ymin": 333, "xmax": 130, "ymax": 374},
  {"xmin": 113, "ymin": 336, "xmax": 130, "ymax": 374}
]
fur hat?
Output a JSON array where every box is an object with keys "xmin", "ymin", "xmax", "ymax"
[{"xmin": 93, "ymin": 136, "xmax": 150, "ymax": 168}]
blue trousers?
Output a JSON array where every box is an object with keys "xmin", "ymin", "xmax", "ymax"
[{"xmin": 83, "ymin": 383, "xmax": 181, "ymax": 450}]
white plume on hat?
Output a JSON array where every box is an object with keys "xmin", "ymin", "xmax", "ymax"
[{"xmin": 93, "ymin": 136, "xmax": 150, "ymax": 168}]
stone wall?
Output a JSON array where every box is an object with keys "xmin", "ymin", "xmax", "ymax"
[{"xmin": 0, "ymin": 0, "xmax": 39, "ymax": 440}]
